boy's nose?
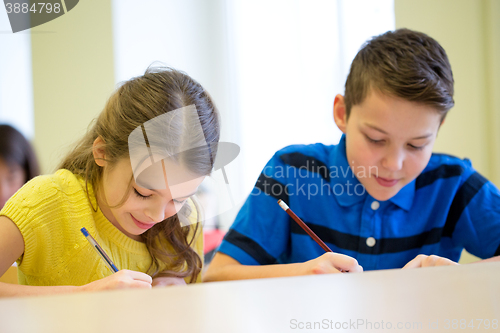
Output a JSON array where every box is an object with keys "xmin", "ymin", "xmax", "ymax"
[{"xmin": 382, "ymin": 149, "xmax": 404, "ymax": 172}]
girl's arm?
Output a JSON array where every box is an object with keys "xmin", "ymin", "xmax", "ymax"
[
  {"xmin": 152, "ymin": 276, "xmax": 187, "ymax": 287},
  {"xmin": 0, "ymin": 216, "xmax": 25, "ymax": 282},
  {"xmin": 203, "ymin": 252, "xmax": 363, "ymax": 282},
  {"xmin": 0, "ymin": 216, "xmax": 152, "ymax": 297}
]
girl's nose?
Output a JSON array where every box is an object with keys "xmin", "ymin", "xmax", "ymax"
[{"xmin": 145, "ymin": 200, "xmax": 178, "ymax": 223}]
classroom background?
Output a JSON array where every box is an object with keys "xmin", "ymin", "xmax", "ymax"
[{"xmin": 0, "ymin": 0, "xmax": 498, "ymax": 265}]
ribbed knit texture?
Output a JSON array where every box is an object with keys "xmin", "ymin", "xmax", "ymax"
[{"xmin": 0, "ymin": 169, "xmax": 203, "ymax": 285}]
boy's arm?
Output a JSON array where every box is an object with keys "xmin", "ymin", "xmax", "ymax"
[
  {"xmin": 402, "ymin": 254, "xmax": 459, "ymax": 269},
  {"xmin": 203, "ymin": 252, "xmax": 363, "ymax": 282},
  {"xmin": 402, "ymin": 254, "xmax": 500, "ymax": 269},
  {"xmin": 476, "ymin": 256, "xmax": 500, "ymax": 263}
]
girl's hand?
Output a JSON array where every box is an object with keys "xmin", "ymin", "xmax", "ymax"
[
  {"xmin": 402, "ymin": 254, "xmax": 458, "ymax": 269},
  {"xmin": 152, "ymin": 276, "xmax": 187, "ymax": 287},
  {"xmin": 80, "ymin": 269, "xmax": 152, "ymax": 292},
  {"xmin": 303, "ymin": 252, "xmax": 363, "ymax": 274}
]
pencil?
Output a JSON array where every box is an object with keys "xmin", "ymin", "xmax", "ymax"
[
  {"xmin": 277, "ymin": 199, "xmax": 333, "ymax": 253},
  {"xmin": 80, "ymin": 227, "xmax": 119, "ymax": 273}
]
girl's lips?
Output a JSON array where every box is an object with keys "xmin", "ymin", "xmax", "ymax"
[
  {"xmin": 375, "ymin": 176, "xmax": 399, "ymax": 187},
  {"xmin": 131, "ymin": 215, "xmax": 155, "ymax": 230}
]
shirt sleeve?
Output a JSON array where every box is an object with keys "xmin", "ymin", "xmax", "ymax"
[
  {"xmin": 217, "ymin": 152, "xmax": 291, "ymax": 265},
  {"xmin": 448, "ymin": 168, "xmax": 500, "ymax": 259}
]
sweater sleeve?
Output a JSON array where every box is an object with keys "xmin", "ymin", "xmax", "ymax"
[
  {"xmin": 0, "ymin": 174, "xmax": 63, "ymax": 268},
  {"xmin": 0, "ymin": 170, "xmax": 94, "ymax": 283}
]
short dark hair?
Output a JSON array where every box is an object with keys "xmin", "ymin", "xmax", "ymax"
[
  {"xmin": 0, "ymin": 124, "xmax": 40, "ymax": 181},
  {"xmin": 344, "ymin": 28, "xmax": 454, "ymax": 119}
]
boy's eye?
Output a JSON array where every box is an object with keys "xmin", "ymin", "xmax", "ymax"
[
  {"xmin": 365, "ymin": 135, "xmax": 383, "ymax": 144},
  {"xmin": 134, "ymin": 188, "xmax": 151, "ymax": 199},
  {"xmin": 408, "ymin": 143, "xmax": 425, "ymax": 150}
]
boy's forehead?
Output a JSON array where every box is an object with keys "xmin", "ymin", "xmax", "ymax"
[
  {"xmin": 351, "ymin": 90, "xmax": 443, "ymax": 133},
  {"xmin": 357, "ymin": 89, "xmax": 442, "ymax": 114}
]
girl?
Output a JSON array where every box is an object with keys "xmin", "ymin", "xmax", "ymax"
[
  {"xmin": 0, "ymin": 124, "xmax": 40, "ymax": 209},
  {"xmin": 0, "ymin": 67, "xmax": 219, "ymax": 297}
]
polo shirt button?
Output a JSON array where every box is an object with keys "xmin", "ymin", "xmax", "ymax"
[
  {"xmin": 371, "ymin": 201, "xmax": 380, "ymax": 210},
  {"xmin": 366, "ymin": 237, "xmax": 376, "ymax": 247}
]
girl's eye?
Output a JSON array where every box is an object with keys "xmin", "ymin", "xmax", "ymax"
[
  {"xmin": 173, "ymin": 199, "xmax": 187, "ymax": 205},
  {"xmin": 134, "ymin": 188, "xmax": 151, "ymax": 199}
]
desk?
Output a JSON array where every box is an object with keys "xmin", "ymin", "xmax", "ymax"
[{"xmin": 0, "ymin": 263, "xmax": 499, "ymax": 333}]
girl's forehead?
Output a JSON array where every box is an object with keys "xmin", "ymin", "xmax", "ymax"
[
  {"xmin": 127, "ymin": 105, "xmax": 212, "ymax": 189},
  {"xmin": 133, "ymin": 156, "xmax": 202, "ymax": 191}
]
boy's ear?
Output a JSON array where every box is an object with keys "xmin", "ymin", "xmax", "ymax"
[
  {"xmin": 92, "ymin": 137, "xmax": 107, "ymax": 167},
  {"xmin": 333, "ymin": 94, "xmax": 347, "ymax": 133}
]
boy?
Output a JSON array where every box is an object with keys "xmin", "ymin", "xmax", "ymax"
[{"xmin": 204, "ymin": 29, "xmax": 500, "ymax": 281}]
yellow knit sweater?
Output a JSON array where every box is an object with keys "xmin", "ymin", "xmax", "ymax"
[{"xmin": 0, "ymin": 169, "xmax": 203, "ymax": 285}]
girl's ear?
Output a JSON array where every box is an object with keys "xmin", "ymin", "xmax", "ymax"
[
  {"xmin": 92, "ymin": 137, "xmax": 106, "ymax": 167},
  {"xmin": 333, "ymin": 94, "xmax": 348, "ymax": 133}
]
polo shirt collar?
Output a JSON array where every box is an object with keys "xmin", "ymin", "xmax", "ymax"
[
  {"xmin": 388, "ymin": 179, "xmax": 415, "ymax": 211},
  {"xmin": 329, "ymin": 135, "xmax": 366, "ymax": 207},
  {"xmin": 329, "ymin": 135, "xmax": 415, "ymax": 211}
]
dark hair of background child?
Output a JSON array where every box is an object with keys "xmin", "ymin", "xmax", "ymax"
[{"xmin": 0, "ymin": 124, "xmax": 40, "ymax": 181}]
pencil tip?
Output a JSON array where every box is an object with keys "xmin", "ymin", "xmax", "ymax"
[
  {"xmin": 80, "ymin": 227, "xmax": 89, "ymax": 237},
  {"xmin": 278, "ymin": 200, "xmax": 289, "ymax": 211}
]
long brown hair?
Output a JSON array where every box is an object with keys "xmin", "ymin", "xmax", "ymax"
[{"xmin": 58, "ymin": 67, "xmax": 220, "ymax": 282}]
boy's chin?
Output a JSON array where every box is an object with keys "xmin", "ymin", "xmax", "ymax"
[{"xmin": 364, "ymin": 187, "xmax": 400, "ymax": 202}]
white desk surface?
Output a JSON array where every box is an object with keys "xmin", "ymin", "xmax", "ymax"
[{"xmin": 0, "ymin": 262, "xmax": 499, "ymax": 333}]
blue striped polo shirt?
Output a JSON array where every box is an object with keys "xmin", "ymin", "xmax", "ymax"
[{"xmin": 218, "ymin": 135, "xmax": 500, "ymax": 270}]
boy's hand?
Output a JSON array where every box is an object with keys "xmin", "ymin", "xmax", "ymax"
[
  {"xmin": 152, "ymin": 276, "xmax": 187, "ymax": 287},
  {"xmin": 80, "ymin": 269, "xmax": 152, "ymax": 292},
  {"xmin": 304, "ymin": 252, "xmax": 363, "ymax": 274},
  {"xmin": 402, "ymin": 254, "xmax": 458, "ymax": 269}
]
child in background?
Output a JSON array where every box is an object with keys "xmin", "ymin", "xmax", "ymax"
[
  {"xmin": 204, "ymin": 29, "xmax": 500, "ymax": 282},
  {"xmin": 0, "ymin": 124, "xmax": 40, "ymax": 209},
  {"xmin": 0, "ymin": 67, "xmax": 220, "ymax": 297}
]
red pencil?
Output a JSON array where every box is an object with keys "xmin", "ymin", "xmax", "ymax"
[{"xmin": 277, "ymin": 199, "xmax": 333, "ymax": 253}]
